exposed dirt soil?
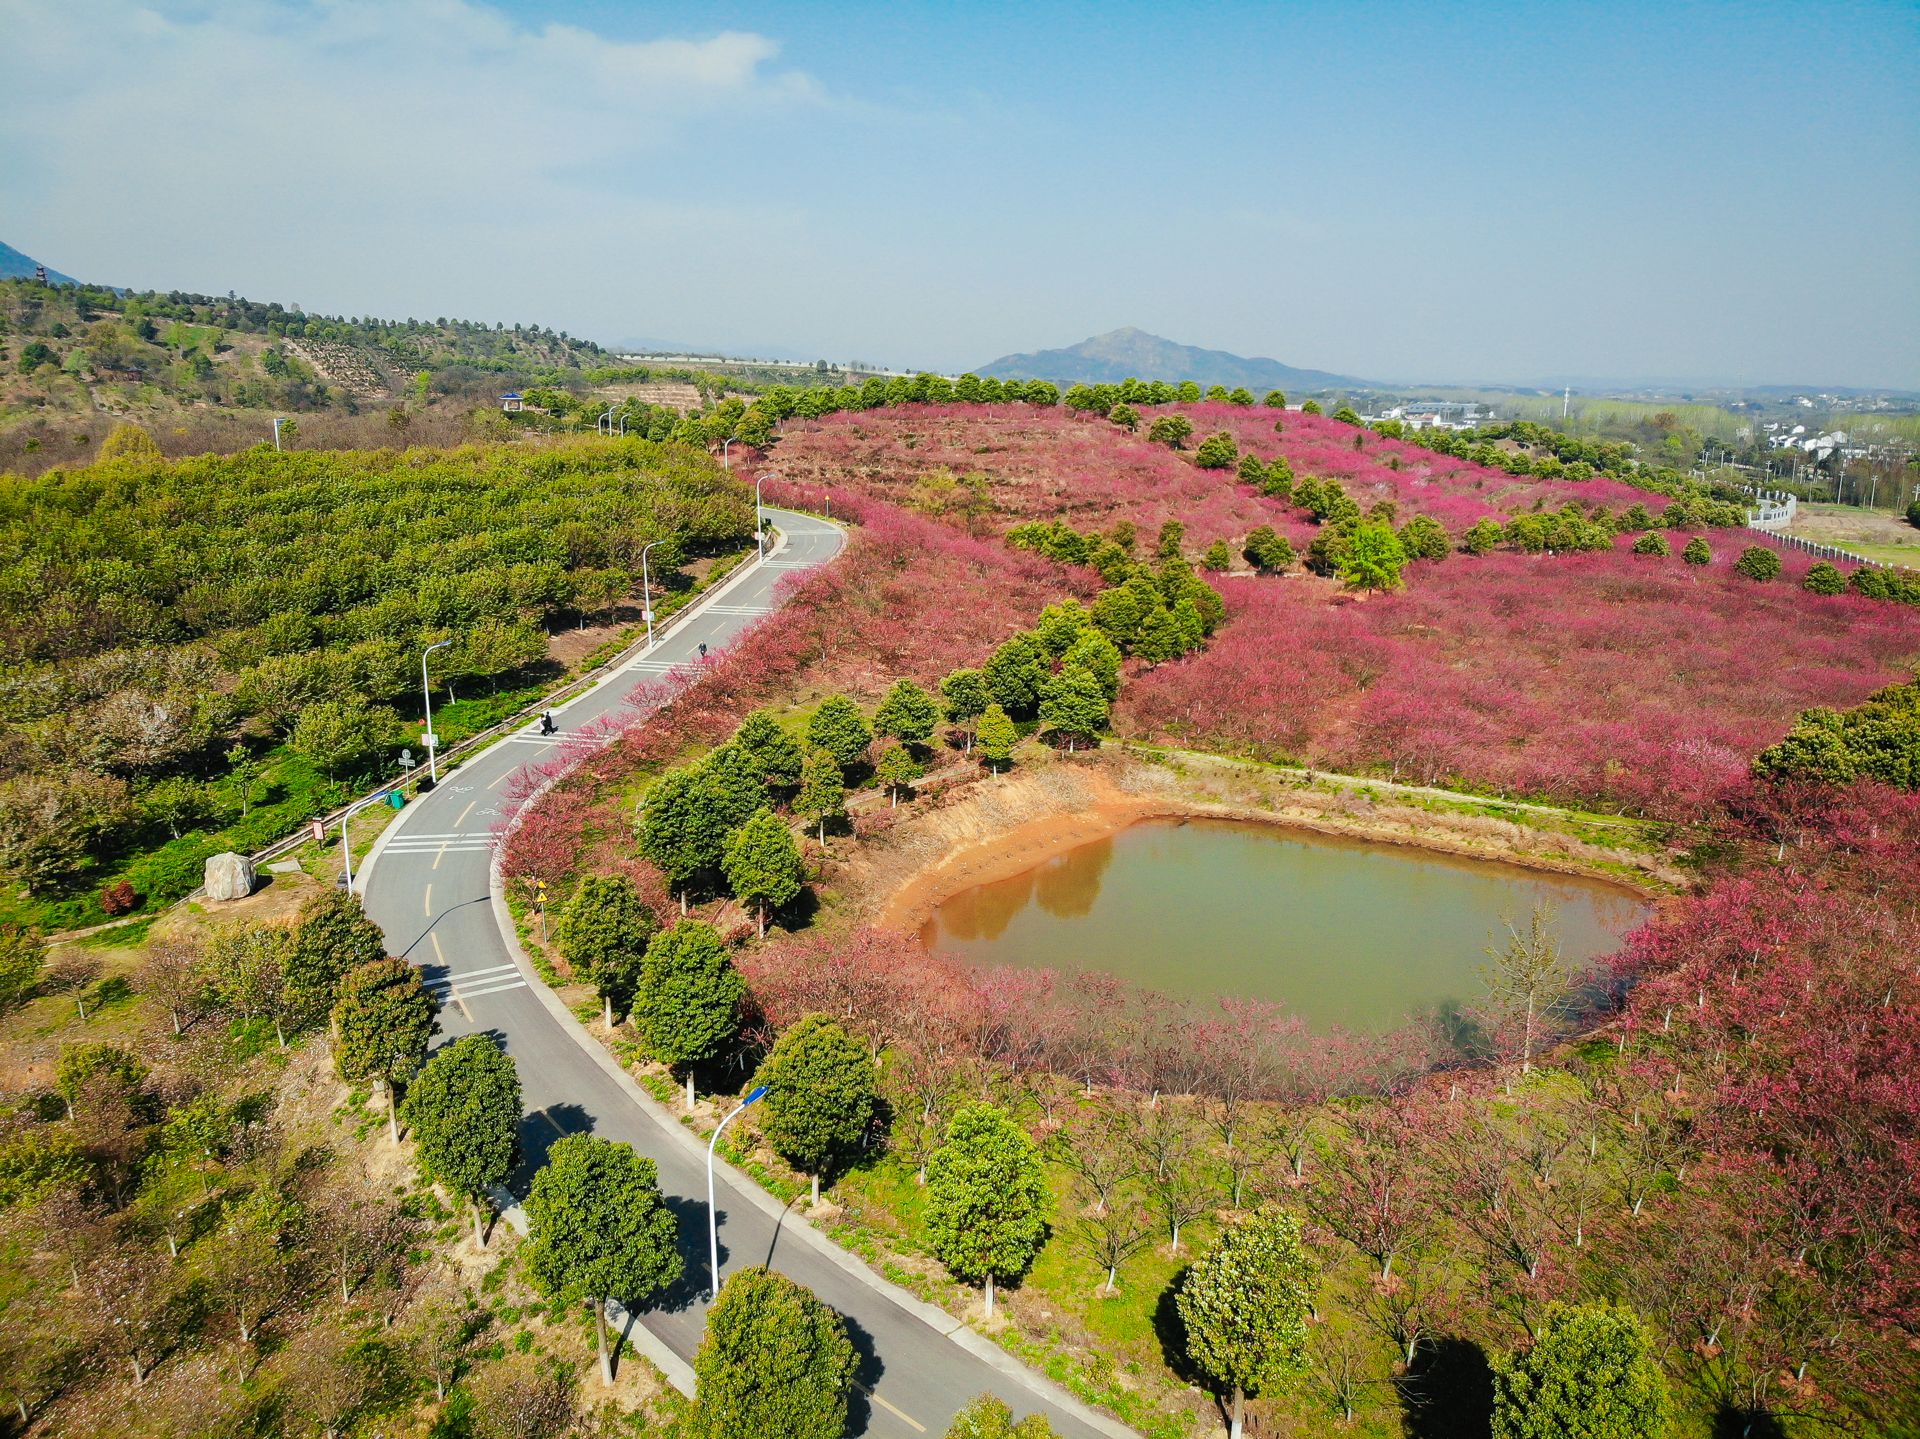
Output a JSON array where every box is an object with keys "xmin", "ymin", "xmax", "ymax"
[{"xmin": 1786, "ymin": 502, "xmax": 1920, "ymax": 569}]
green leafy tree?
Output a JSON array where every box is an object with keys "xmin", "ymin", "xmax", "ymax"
[
  {"xmin": 1300, "ymin": 399, "xmax": 1323, "ymax": 415},
  {"xmin": 1108, "ymin": 403, "xmax": 1139, "ymax": 432},
  {"xmin": 289, "ymin": 697, "xmax": 398, "ymax": 777},
  {"xmin": 1175, "ymin": 1209, "xmax": 1315, "ymax": 1439},
  {"xmin": 752, "ymin": 1013, "xmax": 879, "ymax": 1204},
  {"xmin": 1039, "ymin": 667, "xmax": 1109, "ymax": 752},
  {"xmin": 1681, "ymin": 536, "xmax": 1712, "ymax": 565},
  {"xmin": 55, "ymin": 1041, "xmax": 147, "ymax": 1121},
  {"xmin": 1200, "ymin": 539, "xmax": 1233, "ymax": 571},
  {"xmin": 557, "ymin": 874, "xmax": 656, "ymax": 1025},
  {"xmin": 722, "ymin": 808, "xmax": 805, "ymax": 938},
  {"xmin": 1464, "ymin": 517, "xmax": 1504, "ymax": 555},
  {"xmin": 1632, "ymin": 531, "xmax": 1670, "ymax": 557},
  {"xmin": 204, "ymin": 920, "xmax": 293, "ymax": 1045},
  {"xmin": 633, "ymin": 920, "xmax": 743, "ymax": 1106},
  {"xmin": 875, "ymin": 678, "xmax": 942, "ymax": 749},
  {"xmin": 1490, "ymin": 1302, "xmax": 1670, "ymax": 1439},
  {"xmin": 1175, "ymin": 381, "xmax": 1202, "ymax": 402},
  {"xmin": 1227, "ymin": 387, "xmax": 1255, "ymax": 406},
  {"xmin": 0, "ymin": 924, "xmax": 44, "ymax": 1012},
  {"xmin": 637, "ymin": 766, "xmax": 703, "ymax": 908},
  {"xmin": 524, "ymin": 1134, "xmax": 682, "ymax": 1385},
  {"xmin": 1734, "ymin": 544, "xmax": 1782, "ymax": 581},
  {"xmin": 805, "ymin": 694, "xmax": 872, "ymax": 771},
  {"xmin": 732, "ymin": 709, "xmax": 804, "ymax": 790},
  {"xmin": 977, "ymin": 703, "xmax": 1018, "ymax": 773},
  {"xmin": 924, "ymin": 1105, "xmax": 1048, "ymax": 1318},
  {"xmin": 684, "ymin": 1267, "xmax": 857, "ymax": 1439},
  {"xmin": 941, "ymin": 668, "xmax": 992, "ymax": 751},
  {"xmin": 1803, "ymin": 560, "xmax": 1846, "ymax": 595},
  {"xmin": 873, "ymin": 738, "xmax": 923, "ymax": 808},
  {"xmin": 985, "ymin": 634, "xmax": 1048, "ymax": 716},
  {"xmin": 1062, "ymin": 630, "xmax": 1123, "ymax": 702},
  {"xmin": 1034, "ymin": 599, "xmax": 1090, "ymax": 658},
  {"xmin": 1337, "ymin": 522, "xmax": 1408, "ymax": 593},
  {"xmin": 1332, "ymin": 405, "xmax": 1363, "ymax": 426},
  {"xmin": 945, "ymin": 1395, "xmax": 1061, "ymax": 1438},
  {"xmin": 1157, "ymin": 518, "xmax": 1187, "ymax": 560},
  {"xmin": 1195, "ymin": 433, "xmax": 1239, "ymax": 470},
  {"xmin": 331, "ymin": 958, "xmax": 437, "ymax": 1142},
  {"xmin": 1396, "ymin": 514, "xmax": 1450, "ymax": 561},
  {"xmin": 795, "ymin": 745, "xmax": 846, "ymax": 842},
  {"xmin": 1262, "ymin": 390, "xmax": 1286, "ymax": 408},
  {"xmin": 1243, "ymin": 526, "xmax": 1295, "ymax": 572},
  {"xmin": 402, "ymin": 1035, "xmax": 521, "ymax": 1246},
  {"xmin": 1148, "ymin": 414, "xmax": 1194, "ymax": 449}
]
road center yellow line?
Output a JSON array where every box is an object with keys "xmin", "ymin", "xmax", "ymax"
[
  {"xmin": 857, "ymin": 1385, "xmax": 925, "ymax": 1433},
  {"xmin": 455, "ymin": 800, "xmax": 475, "ymax": 826},
  {"xmin": 423, "ymin": 883, "xmax": 432, "ymax": 917},
  {"xmin": 432, "ymin": 843, "xmax": 446, "ymax": 871},
  {"xmin": 429, "ymin": 932, "xmax": 471, "ymax": 1021}
]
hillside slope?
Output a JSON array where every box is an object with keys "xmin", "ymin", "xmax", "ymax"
[
  {"xmin": 980, "ymin": 325, "xmax": 1366, "ymax": 391},
  {"xmin": 0, "ymin": 239, "xmax": 79, "ymax": 286}
]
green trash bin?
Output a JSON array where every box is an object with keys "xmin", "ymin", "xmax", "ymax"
[{"xmin": 388, "ymin": 790, "xmax": 406, "ymax": 810}]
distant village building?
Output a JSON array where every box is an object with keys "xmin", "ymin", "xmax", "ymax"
[
  {"xmin": 1361, "ymin": 400, "xmax": 1492, "ymax": 432},
  {"xmin": 1761, "ymin": 422, "xmax": 1862, "ymax": 461}
]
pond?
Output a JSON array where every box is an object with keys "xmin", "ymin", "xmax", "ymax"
[{"xmin": 919, "ymin": 817, "xmax": 1652, "ymax": 1032}]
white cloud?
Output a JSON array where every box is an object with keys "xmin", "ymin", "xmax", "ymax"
[{"xmin": 0, "ymin": 0, "xmax": 820, "ymax": 322}]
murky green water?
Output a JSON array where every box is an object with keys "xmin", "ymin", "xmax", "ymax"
[{"xmin": 920, "ymin": 818, "xmax": 1651, "ymax": 1032}]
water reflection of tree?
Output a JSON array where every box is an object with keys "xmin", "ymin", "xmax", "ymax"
[
  {"xmin": 1034, "ymin": 836, "xmax": 1114, "ymax": 921},
  {"xmin": 938, "ymin": 866, "xmax": 1037, "ymax": 944}
]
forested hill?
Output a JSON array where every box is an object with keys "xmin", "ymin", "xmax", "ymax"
[
  {"xmin": 0, "ymin": 275, "xmax": 620, "ymax": 472},
  {"xmin": 3, "ymin": 276, "xmax": 605, "ymax": 379}
]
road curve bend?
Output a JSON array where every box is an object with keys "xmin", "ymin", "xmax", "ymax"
[{"xmin": 359, "ymin": 508, "xmax": 1133, "ymax": 1439}]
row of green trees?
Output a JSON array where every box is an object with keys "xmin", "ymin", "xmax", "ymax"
[{"xmin": 0, "ymin": 436, "xmax": 753, "ymax": 917}]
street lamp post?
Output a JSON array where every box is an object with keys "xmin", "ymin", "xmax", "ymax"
[
  {"xmin": 638, "ymin": 540, "xmax": 663, "ymax": 650},
  {"xmin": 338, "ymin": 792, "xmax": 391, "ymax": 894},
  {"xmin": 754, "ymin": 474, "xmax": 770, "ymax": 559},
  {"xmin": 421, "ymin": 639, "xmax": 454, "ymax": 784},
  {"xmin": 707, "ymin": 1084, "xmax": 769, "ymax": 1299}
]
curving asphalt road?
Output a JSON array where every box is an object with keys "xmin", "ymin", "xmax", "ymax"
[{"xmin": 359, "ymin": 509, "xmax": 1129, "ymax": 1439}]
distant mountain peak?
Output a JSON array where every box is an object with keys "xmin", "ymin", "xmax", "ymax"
[{"xmin": 978, "ymin": 327, "xmax": 1366, "ymax": 392}]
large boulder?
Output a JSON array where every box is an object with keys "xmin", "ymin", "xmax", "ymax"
[{"xmin": 203, "ymin": 852, "xmax": 256, "ymax": 902}]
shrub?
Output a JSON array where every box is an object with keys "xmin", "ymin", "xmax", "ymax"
[
  {"xmin": 1631, "ymin": 531, "xmax": 1670, "ymax": 557},
  {"xmin": 1491, "ymin": 1302, "xmax": 1669, "ymax": 1439},
  {"xmin": 1463, "ymin": 517, "xmax": 1503, "ymax": 555},
  {"xmin": 1194, "ymin": 432, "xmax": 1239, "ymax": 470},
  {"xmin": 1681, "ymin": 537, "xmax": 1712, "ymax": 565},
  {"xmin": 1200, "ymin": 540, "xmax": 1233, "ymax": 572},
  {"xmin": 1396, "ymin": 514, "xmax": 1450, "ymax": 562},
  {"xmin": 1803, "ymin": 561, "xmax": 1846, "ymax": 595},
  {"xmin": 98, "ymin": 879, "xmax": 139, "ymax": 916},
  {"xmin": 1733, "ymin": 545, "xmax": 1782, "ymax": 581}
]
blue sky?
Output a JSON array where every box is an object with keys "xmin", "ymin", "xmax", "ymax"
[{"xmin": 3, "ymin": 0, "xmax": 1916, "ymax": 386}]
